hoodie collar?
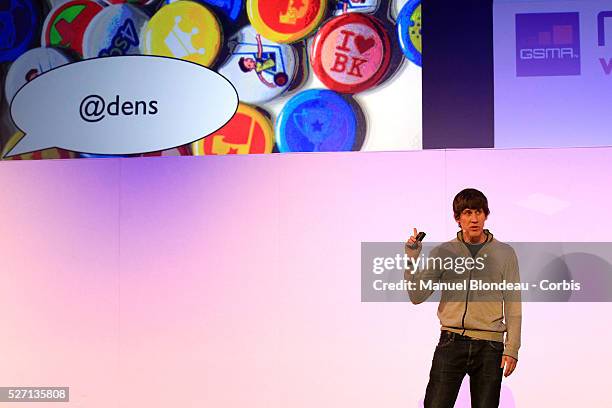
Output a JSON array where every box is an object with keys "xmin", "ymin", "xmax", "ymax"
[{"xmin": 457, "ymin": 229, "xmax": 493, "ymax": 244}]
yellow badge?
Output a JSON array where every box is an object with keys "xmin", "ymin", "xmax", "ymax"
[{"xmin": 141, "ymin": 1, "xmax": 223, "ymax": 67}]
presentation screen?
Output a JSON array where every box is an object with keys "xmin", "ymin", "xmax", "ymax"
[{"xmin": 0, "ymin": 0, "xmax": 422, "ymax": 159}]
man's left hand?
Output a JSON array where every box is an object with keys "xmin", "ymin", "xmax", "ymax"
[{"xmin": 501, "ymin": 355, "xmax": 517, "ymax": 377}]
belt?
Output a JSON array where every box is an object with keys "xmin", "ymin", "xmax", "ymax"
[{"xmin": 441, "ymin": 330, "xmax": 497, "ymax": 342}]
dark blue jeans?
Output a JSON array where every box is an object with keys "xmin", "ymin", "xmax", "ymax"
[{"xmin": 424, "ymin": 331, "xmax": 504, "ymax": 408}]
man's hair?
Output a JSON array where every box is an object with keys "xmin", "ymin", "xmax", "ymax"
[
  {"xmin": 238, "ymin": 57, "xmax": 251, "ymax": 73},
  {"xmin": 453, "ymin": 188, "xmax": 490, "ymax": 220}
]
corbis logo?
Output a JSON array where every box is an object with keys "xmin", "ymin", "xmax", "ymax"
[{"xmin": 515, "ymin": 12, "xmax": 581, "ymax": 77}]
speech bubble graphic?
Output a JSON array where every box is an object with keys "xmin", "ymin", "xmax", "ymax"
[{"xmin": 5, "ymin": 55, "xmax": 238, "ymax": 157}]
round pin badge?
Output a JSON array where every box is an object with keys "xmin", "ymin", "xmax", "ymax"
[
  {"xmin": 334, "ymin": 0, "xmax": 379, "ymax": 16},
  {"xmin": 82, "ymin": 4, "xmax": 149, "ymax": 58},
  {"xmin": 397, "ymin": 0, "xmax": 421, "ymax": 66},
  {"xmin": 246, "ymin": 0, "xmax": 326, "ymax": 43},
  {"xmin": 276, "ymin": 89, "xmax": 360, "ymax": 152},
  {"xmin": 311, "ymin": 13, "xmax": 391, "ymax": 94},
  {"xmin": 42, "ymin": 0, "xmax": 106, "ymax": 57},
  {"xmin": 192, "ymin": 103, "xmax": 274, "ymax": 155},
  {"xmin": 0, "ymin": 0, "xmax": 40, "ymax": 63},
  {"xmin": 162, "ymin": 0, "xmax": 243, "ymax": 23},
  {"xmin": 4, "ymin": 47, "xmax": 74, "ymax": 106},
  {"xmin": 141, "ymin": 0, "xmax": 222, "ymax": 66},
  {"xmin": 1, "ymin": 132, "xmax": 76, "ymax": 160},
  {"xmin": 218, "ymin": 25, "xmax": 296, "ymax": 104}
]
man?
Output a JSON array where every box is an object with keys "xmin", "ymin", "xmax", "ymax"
[
  {"xmin": 404, "ymin": 188, "xmax": 521, "ymax": 408},
  {"xmin": 237, "ymin": 34, "xmax": 288, "ymax": 88}
]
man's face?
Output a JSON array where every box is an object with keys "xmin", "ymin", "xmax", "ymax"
[
  {"xmin": 243, "ymin": 58, "xmax": 256, "ymax": 70},
  {"xmin": 457, "ymin": 208, "xmax": 487, "ymax": 243}
]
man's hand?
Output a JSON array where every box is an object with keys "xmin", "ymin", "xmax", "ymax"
[
  {"xmin": 501, "ymin": 355, "xmax": 517, "ymax": 377},
  {"xmin": 405, "ymin": 228, "xmax": 420, "ymax": 252}
]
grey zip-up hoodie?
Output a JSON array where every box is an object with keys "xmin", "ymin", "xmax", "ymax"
[{"xmin": 404, "ymin": 230, "xmax": 522, "ymax": 360}]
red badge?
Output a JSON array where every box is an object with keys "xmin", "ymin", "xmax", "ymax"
[
  {"xmin": 42, "ymin": 0, "xmax": 105, "ymax": 56},
  {"xmin": 311, "ymin": 13, "xmax": 391, "ymax": 93},
  {"xmin": 192, "ymin": 104, "xmax": 274, "ymax": 155},
  {"xmin": 247, "ymin": 0, "xmax": 327, "ymax": 43},
  {"xmin": 258, "ymin": 0, "xmax": 321, "ymax": 33}
]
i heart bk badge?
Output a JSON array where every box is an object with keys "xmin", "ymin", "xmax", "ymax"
[{"xmin": 311, "ymin": 13, "xmax": 391, "ymax": 94}]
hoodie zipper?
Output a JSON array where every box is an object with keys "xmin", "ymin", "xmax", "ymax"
[
  {"xmin": 460, "ymin": 269, "xmax": 471, "ymax": 335},
  {"xmin": 460, "ymin": 232, "xmax": 490, "ymax": 336}
]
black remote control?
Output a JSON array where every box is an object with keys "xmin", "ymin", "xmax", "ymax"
[{"xmin": 409, "ymin": 232, "xmax": 426, "ymax": 250}]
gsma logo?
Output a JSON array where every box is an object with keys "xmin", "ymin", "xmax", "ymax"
[
  {"xmin": 515, "ymin": 12, "xmax": 581, "ymax": 77},
  {"xmin": 598, "ymin": 11, "xmax": 612, "ymax": 75}
]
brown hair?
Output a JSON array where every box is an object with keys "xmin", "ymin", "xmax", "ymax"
[
  {"xmin": 453, "ymin": 188, "xmax": 490, "ymax": 220},
  {"xmin": 238, "ymin": 57, "xmax": 251, "ymax": 72}
]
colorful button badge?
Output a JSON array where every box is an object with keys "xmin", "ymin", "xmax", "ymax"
[
  {"xmin": 82, "ymin": 4, "xmax": 150, "ymax": 58},
  {"xmin": 397, "ymin": 0, "xmax": 421, "ymax": 66},
  {"xmin": 0, "ymin": 0, "xmax": 40, "ymax": 63},
  {"xmin": 218, "ymin": 25, "xmax": 297, "ymax": 104},
  {"xmin": 4, "ymin": 47, "xmax": 73, "ymax": 105},
  {"xmin": 246, "ymin": 0, "xmax": 326, "ymax": 43},
  {"xmin": 192, "ymin": 103, "xmax": 274, "ymax": 155},
  {"xmin": 163, "ymin": 0, "xmax": 244, "ymax": 23},
  {"xmin": 1, "ymin": 132, "xmax": 76, "ymax": 160},
  {"xmin": 42, "ymin": 0, "xmax": 105, "ymax": 57},
  {"xmin": 276, "ymin": 89, "xmax": 360, "ymax": 152},
  {"xmin": 311, "ymin": 13, "xmax": 391, "ymax": 94},
  {"xmin": 141, "ymin": 0, "xmax": 222, "ymax": 66},
  {"xmin": 334, "ymin": 0, "xmax": 379, "ymax": 16}
]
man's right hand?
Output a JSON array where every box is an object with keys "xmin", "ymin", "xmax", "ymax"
[{"xmin": 405, "ymin": 227, "xmax": 422, "ymax": 254}]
